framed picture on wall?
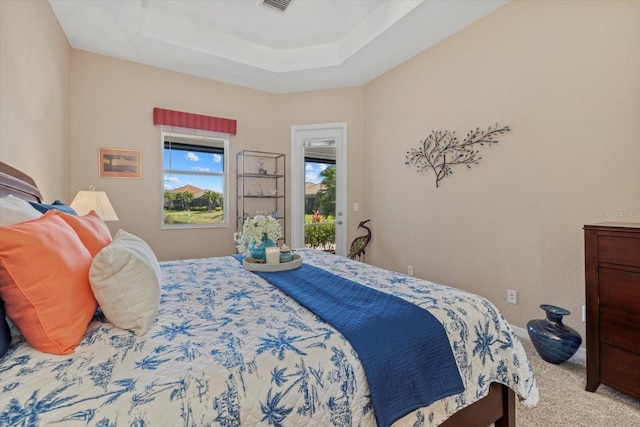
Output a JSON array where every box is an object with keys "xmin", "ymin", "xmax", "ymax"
[{"xmin": 99, "ymin": 148, "xmax": 142, "ymax": 178}]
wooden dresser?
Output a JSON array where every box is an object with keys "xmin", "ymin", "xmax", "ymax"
[{"xmin": 584, "ymin": 222, "xmax": 640, "ymax": 399}]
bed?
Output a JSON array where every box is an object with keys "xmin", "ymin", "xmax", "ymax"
[{"xmin": 0, "ymin": 161, "xmax": 538, "ymax": 426}]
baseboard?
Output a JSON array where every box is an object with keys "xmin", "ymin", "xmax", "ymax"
[{"xmin": 510, "ymin": 324, "xmax": 586, "ymax": 363}]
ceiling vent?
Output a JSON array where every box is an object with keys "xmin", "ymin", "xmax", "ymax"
[{"xmin": 262, "ymin": 0, "xmax": 293, "ymax": 14}]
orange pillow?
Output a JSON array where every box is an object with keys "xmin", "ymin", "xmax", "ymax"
[
  {"xmin": 0, "ymin": 214, "xmax": 98, "ymax": 354},
  {"xmin": 49, "ymin": 210, "xmax": 112, "ymax": 257}
]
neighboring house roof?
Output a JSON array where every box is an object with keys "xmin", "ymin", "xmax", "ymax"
[
  {"xmin": 305, "ymin": 182, "xmax": 325, "ymax": 197},
  {"xmin": 168, "ymin": 185, "xmax": 206, "ymax": 198}
]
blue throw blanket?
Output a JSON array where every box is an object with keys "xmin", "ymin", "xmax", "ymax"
[{"xmin": 252, "ymin": 263, "xmax": 464, "ymax": 427}]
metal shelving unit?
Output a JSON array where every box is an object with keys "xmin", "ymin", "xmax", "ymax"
[{"xmin": 236, "ymin": 150, "xmax": 286, "ymax": 242}]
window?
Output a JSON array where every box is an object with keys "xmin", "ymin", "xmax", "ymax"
[
  {"xmin": 304, "ymin": 155, "xmax": 336, "ymax": 252},
  {"xmin": 304, "ymin": 157, "xmax": 336, "ymax": 216},
  {"xmin": 162, "ymin": 129, "xmax": 228, "ymax": 228}
]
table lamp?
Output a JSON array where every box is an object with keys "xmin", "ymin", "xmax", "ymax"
[{"xmin": 70, "ymin": 186, "xmax": 119, "ymax": 221}]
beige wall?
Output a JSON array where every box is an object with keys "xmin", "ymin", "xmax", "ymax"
[
  {"xmin": 362, "ymin": 0, "xmax": 640, "ymax": 336},
  {"xmin": 0, "ymin": 0, "xmax": 71, "ymax": 201},
  {"xmin": 70, "ymin": 51, "xmax": 365, "ymax": 261},
  {"xmin": 3, "ymin": 0, "xmax": 639, "ymax": 336}
]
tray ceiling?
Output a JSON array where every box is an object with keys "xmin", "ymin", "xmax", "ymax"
[{"xmin": 49, "ymin": 0, "xmax": 509, "ymax": 93}]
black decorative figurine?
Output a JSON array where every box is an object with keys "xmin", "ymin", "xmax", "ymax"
[
  {"xmin": 527, "ymin": 304, "xmax": 582, "ymax": 364},
  {"xmin": 348, "ymin": 220, "xmax": 372, "ymax": 262}
]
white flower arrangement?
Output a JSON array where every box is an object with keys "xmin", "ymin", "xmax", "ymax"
[{"xmin": 234, "ymin": 215, "xmax": 283, "ymax": 256}]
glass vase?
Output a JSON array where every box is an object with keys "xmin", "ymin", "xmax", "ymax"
[
  {"xmin": 527, "ymin": 304, "xmax": 582, "ymax": 364},
  {"xmin": 248, "ymin": 235, "xmax": 275, "ymax": 262}
]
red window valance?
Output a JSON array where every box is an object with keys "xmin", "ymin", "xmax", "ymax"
[{"xmin": 153, "ymin": 107, "xmax": 237, "ymax": 135}]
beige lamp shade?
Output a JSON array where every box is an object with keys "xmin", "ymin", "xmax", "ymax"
[{"xmin": 70, "ymin": 186, "xmax": 119, "ymax": 221}]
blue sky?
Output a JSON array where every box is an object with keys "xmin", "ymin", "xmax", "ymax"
[
  {"xmin": 164, "ymin": 148, "xmax": 223, "ymax": 192},
  {"xmin": 163, "ymin": 150, "xmax": 332, "ymax": 192},
  {"xmin": 305, "ymin": 161, "xmax": 331, "ymax": 184}
]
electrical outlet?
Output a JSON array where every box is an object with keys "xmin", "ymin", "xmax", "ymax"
[
  {"xmin": 408, "ymin": 265, "xmax": 414, "ymax": 276},
  {"xmin": 507, "ymin": 289, "xmax": 517, "ymax": 304},
  {"xmin": 582, "ymin": 305, "xmax": 586, "ymax": 322}
]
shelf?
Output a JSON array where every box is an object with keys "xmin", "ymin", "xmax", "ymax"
[
  {"xmin": 238, "ymin": 173, "xmax": 285, "ymax": 179},
  {"xmin": 236, "ymin": 150, "xmax": 286, "ymax": 242},
  {"xmin": 238, "ymin": 216, "xmax": 284, "ymax": 220}
]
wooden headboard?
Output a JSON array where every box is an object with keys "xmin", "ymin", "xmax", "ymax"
[{"xmin": 0, "ymin": 162, "xmax": 42, "ymax": 202}]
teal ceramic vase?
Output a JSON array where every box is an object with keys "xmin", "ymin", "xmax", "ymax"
[{"xmin": 279, "ymin": 250, "xmax": 293, "ymax": 263}]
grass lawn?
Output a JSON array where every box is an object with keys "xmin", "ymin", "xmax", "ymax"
[
  {"xmin": 164, "ymin": 211, "xmax": 332, "ymax": 226},
  {"xmin": 164, "ymin": 209, "xmax": 224, "ymax": 224}
]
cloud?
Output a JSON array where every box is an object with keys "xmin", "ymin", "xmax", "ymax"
[
  {"xmin": 212, "ymin": 154, "xmax": 221, "ymax": 163},
  {"xmin": 191, "ymin": 166, "xmax": 210, "ymax": 172},
  {"xmin": 306, "ymin": 164, "xmax": 313, "ymax": 170},
  {"xmin": 164, "ymin": 175, "xmax": 181, "ymax": 190},
  {"xmin": 185, "ymin": 152, "xmax": 199, "ymax": 162}
]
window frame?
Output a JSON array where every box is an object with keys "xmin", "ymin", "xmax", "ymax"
[{"xmin": 161, "ymin": 126, "xmax": 229, "ymax": 229}]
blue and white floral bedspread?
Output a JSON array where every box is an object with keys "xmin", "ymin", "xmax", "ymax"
[{"xmin": 0, "ymin": 249, "xmax": 538, "ymax": 426}]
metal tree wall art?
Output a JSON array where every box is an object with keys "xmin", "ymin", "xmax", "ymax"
[{"xmin": 405, "ymin": 124, "xmax": 511, "ymax": 188}]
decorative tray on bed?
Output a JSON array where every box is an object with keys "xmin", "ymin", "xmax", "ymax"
[{"xmin": 243, "ymin": 254, "xmax": 303, "ymax": 272}]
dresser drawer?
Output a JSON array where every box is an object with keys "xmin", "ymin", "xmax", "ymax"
[
  {"xmin": 598, "ymin": 235, "xmax": 640, "ymax": 267},
  {"xmin": 600, "ymin": 307, "xmax": 640, "ymax": 353},
  {"xmin": 600, "ymin": 343, "xmax": 640, "ymax": 400},
  {"xmin": 599, "ymin": 268, "xmax": 640, "ymax": 313},
  {"xmin": 585, "ymin": 223, "xmax": 640, "ymax": 399}
]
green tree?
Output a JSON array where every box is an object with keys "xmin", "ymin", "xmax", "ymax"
[
  {"xmin": 173, "ymin": 192, "xmax": 184, "ymax": 210},
  {"xmin": 175, "ymin": 191, "xmax": 194, "ymax": 211},
  {"xmin": 203, "ymin": 190, "xmax": 221, "ymax": 211},
  {"xmin": 164, "ymin": 190, "xmax": 175, "ymax": 209},
  {"xmin": 315, "ymin": 166, "xmax": 336, "ymax": 217}
]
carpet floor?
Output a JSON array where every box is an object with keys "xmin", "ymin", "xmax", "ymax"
[{"xmin": 517, "ymin": 339, "xmax": 639, "ymax": 426}]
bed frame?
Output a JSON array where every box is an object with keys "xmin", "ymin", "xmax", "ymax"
[
  {"xmin": 441, "ymin": 382, "xmax": 515, "ymax": 427},
  {"xmin": 0, "ymin": 162, "xmax": 42, "ymax": 201},
  {"xmin": 0, "ymin": 160, "xmax": 516, "ymax": 426}
]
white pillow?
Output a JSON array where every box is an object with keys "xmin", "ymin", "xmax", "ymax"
[
  {"xmin": 89, "ymin": 229, "xmax": 161, "ymax": 335},
  {"xmin": 0, "ymin": 194, "xmax": 41, "ymax": 225}
]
